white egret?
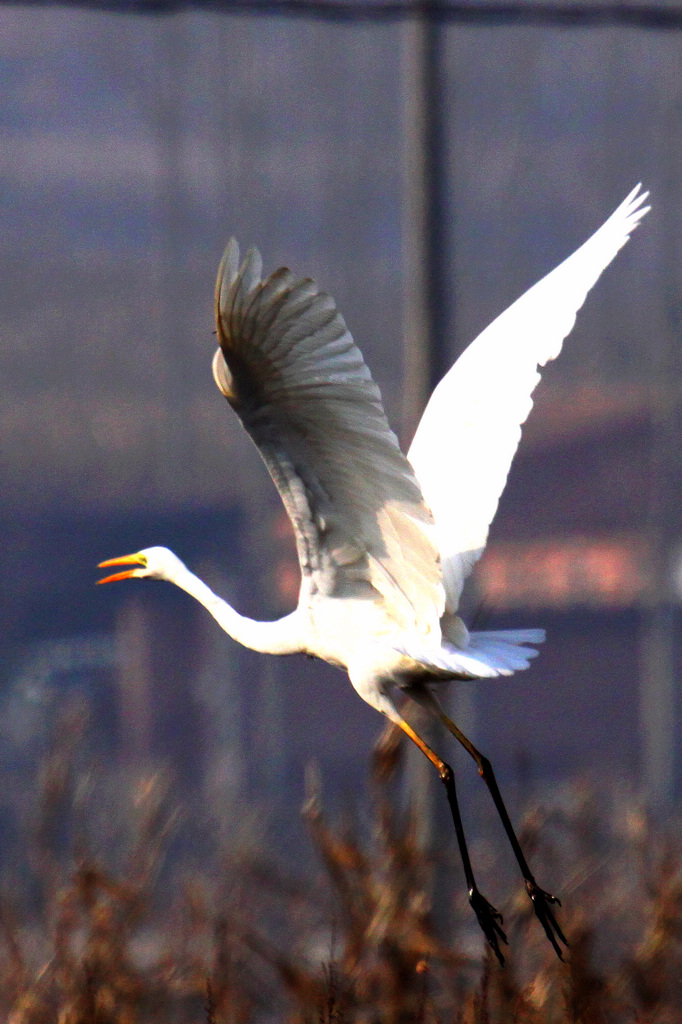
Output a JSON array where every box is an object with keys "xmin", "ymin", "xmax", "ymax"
[{"xmin": 99, "ymin": 185, "xmax": 649, "ymax": 963}]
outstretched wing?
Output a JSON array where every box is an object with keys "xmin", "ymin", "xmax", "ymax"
[
  {"xmin": 408, "ymin": 184, "xmax": 650, "ymax": 611},
  {"xmin": 214, "ymin": 240, "xmax": 444, "ymax": 637}
]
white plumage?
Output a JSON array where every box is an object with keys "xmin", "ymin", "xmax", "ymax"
[
  {"xmin": 99, "ymin": 185, "xmax": 649, "ymax": 962},
  {"xmin": 408, "ymin": 183, "xmax": 650, "ymax": 611}
]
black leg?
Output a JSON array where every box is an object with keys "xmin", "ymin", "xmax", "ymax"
[
  {"xmin": 394, "ymin": 718, "xmax": 507, "ymax": 964},
  {"xmin": 437, "ymin": 709, "xmax": 567, "ymax": 959},
  {"xmin": 439, "ymin": 761, "xmax": 507, "ymax": 965}
]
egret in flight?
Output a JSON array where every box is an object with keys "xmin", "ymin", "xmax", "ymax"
[{"xmin": 99, "ymin": 185, "xmax": 649, "ymax": 963}]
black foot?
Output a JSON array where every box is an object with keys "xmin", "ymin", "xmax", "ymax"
[
  {"xmin": 469, "ymin": 887, "xmax": 508, "ymax": 966},
  {"xmin": 526, "ymin": 881, "xmax": 568, "ymax": 959}
]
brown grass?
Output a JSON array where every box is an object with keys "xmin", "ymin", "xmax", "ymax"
[{"xmin": 0, "ymin": 703, "xmax": 681, "ymax": 1022}]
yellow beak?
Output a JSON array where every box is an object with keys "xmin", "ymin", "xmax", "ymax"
[{"xmin": 97, "ymin": 552, "xmax": 146, "ymax": 585}]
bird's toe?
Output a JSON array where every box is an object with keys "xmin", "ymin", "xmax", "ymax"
[
  {"xmin": 526, "ymin": 881, "xmax": 568, "ymax": 959},
  {"xmin": 469, "ymin": 888, "xmax": 508, "ymax": 966}
]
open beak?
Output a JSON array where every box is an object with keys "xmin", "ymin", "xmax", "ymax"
[{"xmin": 97, "ymin": 552, "xmax": 146, "ymax": 585}]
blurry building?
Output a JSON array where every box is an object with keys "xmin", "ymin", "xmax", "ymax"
[{"xmin": 0, "ymin": 5, "xmax": 680, "ymax": 826}]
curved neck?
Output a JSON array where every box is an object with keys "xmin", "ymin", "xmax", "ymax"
[{"xmin": 167, "ymin": 562, "xmax": 304, "ymax": 656}]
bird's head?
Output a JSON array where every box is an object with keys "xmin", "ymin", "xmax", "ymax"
[{"xmin": 97, "ymin": 546, "xmax": 185, "ymax": 585}]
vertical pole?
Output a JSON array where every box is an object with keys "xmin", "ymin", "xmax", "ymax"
[
  {"xmin": 402, "ymin": 14, "xmax": 433, "ymax": 445},
  {"xmin": 196, "ymin": 609, "xmax": 246, "ymax": 816},
  {"xmin": 259, "ymin": 655, "xmax": 288, "ymax": 803},
  {"xmin": 402, "ymin": 9, "xmax": 450, "ymax": 447},
  {"xmin": 115, "ymin": 597, "xmax": 153, "ymax": 768},
  {"xmin": 155, "ymin": 15, "xmax": 192, "ymax": 503},
  {"xmin": 639, "ymin": 392, "xmax": 676, "ymax": 806},
  {"xmin": 401, "ymin": 8, "xmax": 455, "ymax": 842},
  {"xmin": 639, "ymin": 603, "xmax": 675, "ymax": 805},
  {"xmin": 639, "ymin": 84, "xmax": 681, "ymax": 806},
  {"xmin": 639, "ymin": 255, "xmax": 678, "ymax": 807}
]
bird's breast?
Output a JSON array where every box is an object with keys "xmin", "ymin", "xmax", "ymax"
[{"xmin": 304, "ymin": 592, "xmax": 404, "ymax": 670}]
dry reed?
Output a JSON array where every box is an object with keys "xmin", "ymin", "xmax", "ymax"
[{"xmin": 0, "ymin": 704, "xmax": 680, "ymax": 1022}]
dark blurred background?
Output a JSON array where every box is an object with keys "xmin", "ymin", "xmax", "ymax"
[{"xmin": 0, "ymin": 1, "xmax": 681, "ymax": 863}]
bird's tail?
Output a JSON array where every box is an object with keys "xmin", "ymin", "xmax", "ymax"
[
  {"xmin": 396, "ymin": 627, "xmax": 545, "ymax": 680},
  {"xmin": 462, "ymin": 628, "xmax": 545, "ymax": 676}
]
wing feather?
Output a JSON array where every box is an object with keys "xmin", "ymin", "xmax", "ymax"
[
  {"xmin": 214, "ymin": 241, "xmax": 444, "ymax": 636},
  {"xmin": 408, "ymin": 184, "xmax": 650, "ymax": 610}
]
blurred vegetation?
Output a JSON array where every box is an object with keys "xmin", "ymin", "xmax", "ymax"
[{"xmin": 0, "ymin": 698, "xmax": 680, "ymax": 1023}]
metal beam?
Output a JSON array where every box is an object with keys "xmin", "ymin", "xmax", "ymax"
[{"xmin": 12, "ymin": 0, "xmax": 682, "ymax": 31}]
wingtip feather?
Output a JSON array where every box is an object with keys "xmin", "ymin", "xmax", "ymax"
[
  {"xmin": 214, "ymin": 238, "xmax": 240, "ymax": 317},
  {"xmin": 615, "ymin": 183, "xmax": 651, "ymax": 236}
]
